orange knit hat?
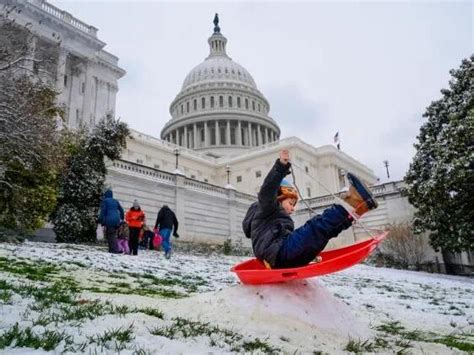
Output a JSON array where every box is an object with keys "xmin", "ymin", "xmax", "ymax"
[{"xmin": 277, "ymin": 179, "xmax": 299, "ymax": 202}]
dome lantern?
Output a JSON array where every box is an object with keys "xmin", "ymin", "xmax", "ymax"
[{"xmin": 207, "ymin": 14, "xmax": 228, "ymax": 59}]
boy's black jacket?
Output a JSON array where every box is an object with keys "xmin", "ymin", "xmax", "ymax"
[{"xmin": 242, "ymin": 159, "xmax": 294, "ymax": 267}]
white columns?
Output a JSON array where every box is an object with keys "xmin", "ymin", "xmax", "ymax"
[
  {"xmin": 226, "ymin": 120, "xmax": 231, "ymax": 145},
  {"xmin": 204, "ymin": 121, "xmax": 209, "ymax": 147},
  {"xmin": 248, "ymin": 122, "xmax": 252, "ymax": 147},
  {"xmin": 257, "ymin": 125, "xmax": 261, "ymax": 146},
  {"xmin": 215, "ymin": 121, "xmax": 220, "ymax": 145},
  {"xmin": 184, "ymin": 125, "xmax": 188, "ymax": 148},
  {"xmin": 237, "ymin": 120, "xmax": 242, "ymax": 146},
  {"xmin": 193, "ymin": 123, "xmax": 197, "ymax": 149}
]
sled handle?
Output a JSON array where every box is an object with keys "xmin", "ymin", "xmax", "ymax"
[{"xmin": 282, "ymin": 272, "xmax": 298, "ymax": 278}]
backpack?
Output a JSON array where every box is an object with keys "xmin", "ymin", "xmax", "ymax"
[{"xmin": 242, "ymin": 202, "xmax": 258, "ymax": 239}]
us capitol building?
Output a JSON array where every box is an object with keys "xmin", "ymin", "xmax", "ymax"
[{"xmin": 7, "ymin": 2, "xmax": 402, "ymax": 248}]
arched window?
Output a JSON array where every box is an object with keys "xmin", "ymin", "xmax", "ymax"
[
  {"xmin": 245, "ymin": 98, "xmax": 249, "ymax": 109},
  {"xmin": 201, "ymin": 97, "xmax": 205, "ymax": 109},
  {"xmin": 193, "ymin": 99, "xmax": 197, "ymax": 110},
  {"xmin": 258, "ymin": 103, "xmax": 261, "ymax": 112},
  {"xmin": 219, "ymin": 96, "xmax": 224, "ymax": 107},
  {"xmin": 180, "ymin": 104, "xmax": 183, "ymax": 114},
  {"xmin": 237, "ymin": 97, "xmax": 241, "ymax": 108},
  {"xmin": 210, "ymin": 96, "xmax": 215, "ymax": 108},
  {"xmin": 186, "ymin": 102, "xmax": 189, "ymax": 113},
  {"xmin": 228, "ymin": 96, "xmax": 233, "ymax": 107},
  {"xmin": 252, "ymin": 101, "xmax": 256, "ymax": 111}
]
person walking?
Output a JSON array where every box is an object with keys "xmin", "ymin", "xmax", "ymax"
[
  {"xmin": 125, "ymin": 200, "xmax": 146, "ymax": 256},
  {"xmin": 98, "ymin": 189, "xmax": 124, "ymax": 254},
  {"xmin": 154, "ymin": 205, "xmax": 179, "ymax": 259}
]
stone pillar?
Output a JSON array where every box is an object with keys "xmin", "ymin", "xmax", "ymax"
[
  {"xmin": 193, "ymin": 123, "xmax": 197, "ymax": 149},
  {"xmin": 215, "ymin": 121, "xmax": 220, "ymax": 145},
  {"xmin": 56, "ymin": 48, "xmax": 67, "ymax": 97},
  {"xmin": 175, "ymin": 174, "xmax": 187, "ymax": 238},
  {"xmin": 228, "ymin": 189, "xmax": 238, "ymax": 243},
  {"xmin": 257, "ymin": 125, "xmax": 261, "ymax": 146},
  {"xmin": 265, "ymin": 127, "xmax": 269, "ymax": 144},
  {"xmin": 183, "ymin": 126, "xmax": 188, "ymax": 148},
  {"xmin": 226, "ymin": 120, "xmax": 231, "ymax": 145},
  {"xmin": 204, "ymin": 121, "xmax": 209, "ymax": 147},
  {"xmin": 237, "ymin": 120, "xmax": 242, "ymax": 146},
  {"xmin": 248, "ymin": 122, "xmax": 252, "ymax": 147}
]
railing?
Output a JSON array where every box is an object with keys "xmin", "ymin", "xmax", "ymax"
[
  {"xmin": 97, "ymin": 50, "xmax": 119, "ymax": 65},
  {"xmin": 27, "ymin": 0, "xmax": 98, "ymax": 37},
  {"xmin": 109, "ymin": 160, "xmax": 176, "ymax": 185}
]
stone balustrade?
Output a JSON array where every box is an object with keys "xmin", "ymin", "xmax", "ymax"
[{"xmin": 27, "ymin": 0, "xmax": 98, "ymax": 37}]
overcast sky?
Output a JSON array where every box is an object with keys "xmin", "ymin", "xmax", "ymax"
[{"xmin": 53, "ymin": 0, "xmax": 472, "ymax": 182}]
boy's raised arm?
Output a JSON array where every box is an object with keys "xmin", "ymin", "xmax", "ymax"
[{"xmin": 258, "ymin": 149, "xmax": 291, "ymax": 210}]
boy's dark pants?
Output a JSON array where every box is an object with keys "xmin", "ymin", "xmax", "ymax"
[
  {"xmin": 105, "ymin": 226, "xmax": 119, "ymax": 253},
  {"xmin": 129, "ymin": 227, "xmax": 140, "ymax": 255},
  {"xmin": 275, "ymin": 204, "xmax": 352, "ymax": 268}
]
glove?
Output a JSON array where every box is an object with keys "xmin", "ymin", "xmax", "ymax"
[{"xmin": 173, "ymin": 232, "xmax": 180, "ymax": 239}]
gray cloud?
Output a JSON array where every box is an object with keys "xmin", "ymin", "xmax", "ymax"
[{"xmin": 53, "ymin": 1, "xmax": 472, "ymax": 182}]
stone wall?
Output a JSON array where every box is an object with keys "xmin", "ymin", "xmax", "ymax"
[{"xmin": 106, "ymin": 160, "xmax": 255, "ymax": 248}]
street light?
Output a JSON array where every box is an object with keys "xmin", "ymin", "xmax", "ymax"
[
  {"xmin": 226, "ymin": 165, "xmax": 231, "ymax": 184},
  {"xmin": 383, "ymin": 160, "xmax": 390, "ymax": 179},
  {"xmin": 174, "ymin": 148, "xmax": 180, "ymax": 170}
]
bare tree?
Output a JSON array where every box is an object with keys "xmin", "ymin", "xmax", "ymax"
[{"xmin": 381, "ymin": 221, "xmax": 427, "ymax": 270}]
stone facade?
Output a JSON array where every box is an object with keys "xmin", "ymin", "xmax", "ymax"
[
  {"xmin": 2, "ymin": 0, "xmax": 125, "ymax": 128},
  {"xmin": 123, "ymin": 130, "xmax": 377, "ymax": 197}
]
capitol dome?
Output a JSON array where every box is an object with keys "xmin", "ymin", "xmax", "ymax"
[{"xmin": 161, "ymin": 14, "xmax": 280, "ymax": 158}]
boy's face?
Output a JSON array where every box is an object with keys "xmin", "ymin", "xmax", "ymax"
[{"xmin": 281, "ymin": 198, "xmax": 297, "ymax": 214}]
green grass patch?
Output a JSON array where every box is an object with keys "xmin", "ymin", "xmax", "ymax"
[
  {"xmin": 137, "ymin": 307, "xmax": 164, "ymax": 319},
  {"xmin": 433, "ymin": 335, "xmax": 474, "ymax": 352},
  {"xmin": 0, "ymin": 323, "xmax": 72, "ymax": 351},
  {"xmin": 0, "ymin": 289, "xmax": 12, "ymax": 303},
  {"xmin": 344, "ymin": 338, "xmax": 377, "ymax": 353},
  {"xmin": 0, "ymin": 257, "xmax": 59, "ymax": 282},
  {"xmin": 87, "ymin": 324, "xmax": 135, "ymax": 352},
  {"xmin": 150, "ymin": 317, "xmax": 278, "ymax": 353}
]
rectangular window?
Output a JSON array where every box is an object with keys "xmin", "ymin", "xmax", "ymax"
[
  {"xmin": 200, "ymin": 128, "xmax": 205, "ymax": 142},
  {"xmin": 219, "ymin": 96, "xmax": 224, "ymax": 107},
  {"xmin": 136, "ymin": 159, "xmax": 143, "ymax": 164},
  {"xmin": 256, "ymin": 171, "xmax": 261, "ymax": 178},
  {"xmin": 154, "ymin": 164, "xmax": 160, "ymax": 169},
  {"xmin": 307, "ymin": 187, "xmax": 311, "ymax": 197},
  {"xmin": 305, "ymin": 166, "xmax": 309, "ymax": 173},
  {"xmin": 245, "ymin": 98, "xmax": 249, "ymax": 109},
  {"xmin": 220, "ymin": 126, "xmax": 226, "ymax": 144},
  {"xmin": 237, "ymin": 97, "xmax": 241, "ymax": 108},
  {"xmin": 64, "ymin": 75, "xmax": 68, "ymax": 87},
  {"xmin": 252, "ymin": 101, "xmax": 256, "ymax": 110},
  {"xmin": 210, "ymin": 127, "xmax": 216, "ymax": 145},
  {"xmin": 258, "ymin": 103, "xmax": 261, "ymax": 112},
  {"xmin": 193, "ymin": 99, "xmax": 197, "ymax": 110},
  {"xmin": 201, "ymin": 97, "xmax": 205, "ymax": 108},
  {"xmin": 237, "ymin": 176, "xmax": 242, "ymax": 183},
  {"xmin": 180, "ymin": 105, "xmax": 183, "ymax": 114},
  {"xmin": 210, "ymin": 96, "xmax": 215, "ymax": 108},
  {"xmin": 186, "ymin": 102, "xmax": 190, "ymax": 113},
  {"xmin": 228, "ymin": 96, "xmax": 233, "ymax": 107},
  {"xmin": 230, "ymin": 127, "xmax": 236, "ymax": 145}
]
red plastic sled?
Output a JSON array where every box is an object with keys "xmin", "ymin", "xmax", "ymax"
[{"xmin": 231, "ymin": 232, "xmax": 388, "ymax": 285}]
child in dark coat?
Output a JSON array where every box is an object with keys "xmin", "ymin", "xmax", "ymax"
[{"xmin": 242, "ymin": 149, "xmax": 378, "ymax": 269}]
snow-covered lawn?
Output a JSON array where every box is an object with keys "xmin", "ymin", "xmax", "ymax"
[{"xmin": 0, "ymin": 241, "xmax": 472, "ymax": 354}]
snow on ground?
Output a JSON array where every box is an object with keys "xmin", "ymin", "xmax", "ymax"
[{"xmin": 0, "ymin": 241, "xmax": 473, "ymax": 354}]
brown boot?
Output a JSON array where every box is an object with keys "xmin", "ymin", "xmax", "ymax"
[{"xmin": 343, "ymin": 173, "xmax": 378, "ymax": 216}]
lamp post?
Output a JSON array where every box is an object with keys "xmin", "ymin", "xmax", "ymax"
[
  {"xmin": 226, "ymin": 165, "xmax": 230, "ymax": 185},
  {"xmin": 383, "ymin": 160, "xmax": 390, "ymax": 179},
  {"xmin": 174, "ymin": 148, "xmax": 180, "ymax": 170}
]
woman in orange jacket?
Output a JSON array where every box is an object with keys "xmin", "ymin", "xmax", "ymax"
[{"xmin": 125, "ymin": 200, "xmax": 146, "ymax": 255}]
